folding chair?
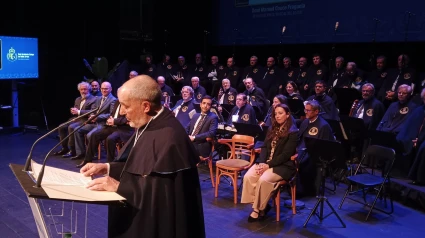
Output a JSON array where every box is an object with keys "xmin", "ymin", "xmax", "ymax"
[{"xmin": 338, "ymin": 145, "xmax": 395, "ymax": 221}]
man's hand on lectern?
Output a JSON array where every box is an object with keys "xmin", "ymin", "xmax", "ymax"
[
  {"xmin": 80, "ymin": 163, "xmax": 108, "ymax": 177},
  {"xmin": 86, "ymin": 176, "xmax": 120, "ymax": 192}
]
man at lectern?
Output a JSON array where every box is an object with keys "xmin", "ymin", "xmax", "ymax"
[{"xmin": 80, "ymin": 75, "xmax": 205, "ymax": 238}]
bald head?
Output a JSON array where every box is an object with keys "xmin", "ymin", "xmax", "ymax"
[{"xmin": 120, "ymin": 75, "xmax": 162, "ymax": 110}]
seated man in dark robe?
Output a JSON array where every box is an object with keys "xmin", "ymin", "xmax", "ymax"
[
  {"xmin": 191, "ymin": 76, "xmax": 207, "ymax": 103},
  {"xmin": 377, "ymin": 84, "xmax": 418, "ymax": 134},
  {"xmin": 227, "ymin": 94, "xmax": 257, "ymax": 125},
  {"xmin": 397, "ymin": 88, "xmax": 425, "ymax": 185},
  {"xmin": 216, "ymin": 78, "xmax": 238, "ymax": 106},
  {"xmin": 157, "ymin": 76, "xmax": 174, "ymax": 105},
  {"xmin": 306, "ymin": 80, "xmax": 339, "ymax": 121},
  {"xmin": 352, "ymin": 83, "xmax": 385, "ymax": 130},
  {"xmin": 172, "ymin": 86, "xmax": 198, "ymax": 127},
  {"xmin": 186, "ymin": 95, "xmax": 218, "ymax": 158},
  {"xmin": 297, "ymin": 100, "xmax": 335, "ymax": 196},
  {"xmin": 243, "ymin": 77, "xmax": 267, "ymax": 121},
  {"xmin": 80, "ymin": 75, "xmax": 205, "ymax": 238}
]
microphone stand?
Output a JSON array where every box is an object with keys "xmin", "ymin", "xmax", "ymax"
[
  {"xmin": 277, "ymin": 26, "xmax": 284, "ymax": 65},
  {"xmin": 369, "ymin": 19, "xmax": 380, "ymax": 70},
  {"xmin": 23, "ymin": 107, "xmax": 99, "ymax": 172},
  {"xmin": 164, "ymin": 29, "xmax": 169, "ymax": 55},
  {"xmin": 232, "ymin": 29, "xmax": 238, "ymax": 58},
  {"xmin": 203, "ymin": 30, "xmax": 209, "ymax": 63},
  {"xmin": 34, "ymin": 110, "xmax": 104, "ymax": 188},
  {"xmin": 401, "ymin": 12, "xmax": 413, "ymax": 73},
  {"xmin": 328, "ymin": 22, "xmax": 339, "ymax": 73}
]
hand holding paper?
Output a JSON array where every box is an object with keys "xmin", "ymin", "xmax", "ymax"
[{"xmin": 86, "ymin": 176, "xmax": 120, "ymax": 192}]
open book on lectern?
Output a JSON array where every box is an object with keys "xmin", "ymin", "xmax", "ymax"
[{"xmin": 30, "ymin": 160, "xmax": 125, "ymax": 202}]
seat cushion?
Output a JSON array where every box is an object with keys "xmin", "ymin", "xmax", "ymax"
[
  {"xmin": 347, "ymin": 174, "xmax": 385, "ymax": 187},
  {"xmin": 216, "ymin": 159, "xmax": 250, "ymax": 168}
]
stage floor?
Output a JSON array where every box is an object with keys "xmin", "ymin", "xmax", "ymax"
[{"xmin": 1, "ymin": 131, "xmax": 425, "ymax": 237}]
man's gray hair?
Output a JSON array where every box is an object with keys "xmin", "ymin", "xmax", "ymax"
[
  {"xmin": 398, "ymin": 84, "xmax": 412, "ymax": 94},
  {"xmin": 78, "ymin": 81, "xmax": 91, "ymax": 91},
  {"xmin": 182, "ymin": 86, "xmax": 194, "ymax": 96},
  {"xmin": 305, "ymin": 100, "xmax": 320, "ymax": 111},
  {"xmin": 362, "ymin": 83, "xmax": 375, "ymax": 93},
  {"xmin": 222, "ymin": 78, "xmax": 230, "ymax": 84}
]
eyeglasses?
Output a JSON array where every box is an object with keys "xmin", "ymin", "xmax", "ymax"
[
  {"xmin": 398, "ymin": 92, "xmax": 408, "ymax": 95},
  {"xmin": 101, "ymin": 88, "xmax": 110, "ymax": 90},
  {"xmin": 304, "ymin": 109, "xmax": 315, "ymax": 113}
]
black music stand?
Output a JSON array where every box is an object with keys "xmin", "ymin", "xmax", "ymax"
[
  {"xmin": 287, "ymin": 99, "xmax": 305, "ymax": 118},
  {"xmin": 233, "ymin": 122, "xmax": 265, "ymax": 138},
  {"xmin": 220, "ymin": 104, "xmax": 235, "ymax": 122},
  {"xmin": 193, "ymin": 103, "xmax": 201, "ymax": 113},
  {"xmin": 303, "ymin": 137, "xmax": 346, "ymax": 228},
  {"xmin": 339, "ymin": 115, "xmax": 366, "ymax": 142},
  {"xmin": 367, "ymin": 130, "xmax": 401, "ymax": 153},
  {"xmin": 334, "ymin": 88, "xmax": 362, "ymax": 116}
]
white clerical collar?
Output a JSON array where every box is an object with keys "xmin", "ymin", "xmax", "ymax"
[
  {"xmin": 309, "ymin": 116, "xmax": 318, "ymax": 123},
  {"xmin": 153, "ymin": 106, "xmax": 164, "ymax": 120}
]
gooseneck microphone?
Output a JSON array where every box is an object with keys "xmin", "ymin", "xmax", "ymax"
[
  {"xmin": 34, "ymin": 108, "xmax": 104, "ymax": 188},
  {"xmin": 23, "ymin": 107, "xmax": 99, "ymax": 172}
]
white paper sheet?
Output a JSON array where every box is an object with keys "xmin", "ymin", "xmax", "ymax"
[{"xmin": 31, "ymin": 160, "xmax": 125, "ymax": 201}]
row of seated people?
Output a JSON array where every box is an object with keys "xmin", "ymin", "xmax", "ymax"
[
  {"xmin": 135, "ymin": 53, "xmax": 425, "ymax": 108},
  {"xmin": 169, "ymin": 75, "xmax": 425, "ymax": 186},
  {"xmin": 53, "ymin": 81, "xmax": 134, "ymax": 168}
]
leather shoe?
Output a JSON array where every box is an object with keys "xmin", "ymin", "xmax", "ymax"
[
  {"xmin": 76, "ymin": 161, "xmax": 88, "ymax": 168},
  {"xmin": 70, "ymin": 154, "xmax": 85, "ymax": 160},
  {"xmin": 62, "ymin": 152, "xmax": 75, "ymax": 158},
  {"xmin": 53, "ymin": 148, "xmax": 69, "ymax": 156},
  {"xmin": 247, "ymin": 211, "xmax": 260, "ymax": 223}
]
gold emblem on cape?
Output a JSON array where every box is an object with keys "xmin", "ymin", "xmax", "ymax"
[
  {"xmin": 293, "ymin": 97, "xmax": 298, "ymax": 100},
  {"xmin": 317, "ymin": 69, "xmax": 322, "ymax": 75},
  {"xmin": 253, "ymin": 68, "xmax": 258, "ymax": 73},
  {"xmin": 149, "ymin": 67, "xmax": 153, "ymax": 72},
  {"xmin": 181, "ymin": 106, "xmax": 188, "ymax": 112},
  {"xmin": 251, "ymin": 96, "xmax": 256, "ymax": 102},
  {"xmin": 228, "ymin": 94, "xmax": 234, "ymax": 102},
  {"xmin": 199, "ymin": 67, "xmax": 203, "ymax": 72},
  {"xmin": 219, "ymin": 66, "xmax": 224, "ymax": 70},
  {"xmin": 197, "ymin": 93, "xmax": 202, "ymax": 100},
  {"xmin": 366, "ymin": 109, "xmax": 373, "ymax": 117},
  {"xmin": 162, "ymin": 92, "xmax": 169, "ymax": 97},
  {"xmin": 301, "ymin": 72, "xmax": 306, "ymax": 77},
  {"xmin": 308, "ymin": 127, "xmax": 318, "ymax": 136},
  {"xmin": 241, "ymin": 114, "xmax": 250, "ymax": 122},
  {"xmin": 288, "ymin": 71, "xmax": 293, "ymax": 77},
  {"xmin": 355, "ymin": 77, "xmax": 362, "ymax": 83},
  {"xmin": 233, "ymin": 71, "xmax": 238, "ymax": 76},
  {"xmin": 400, "ymin": 107, "xmax": 409, "ymax": 114},
  {"xmin": 404, "ymin": 73, "xmax": 411, "ymax": 80},
  {"xmin": 269, "ymin": 69, "xmax": 274, "ymax": 74},
  {"xmin": 167, "ymin": 65, "xmax": 172, "ymax": 69},
  {"xmin": 183, "ymin": 65, "xmax": 187, "ymax": 70},
  {"xmin": 381, "ymin": 72, "xmax": 387, "ymax": 78}
]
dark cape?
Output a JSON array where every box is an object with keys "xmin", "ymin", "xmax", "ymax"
[{"xmin": 108, "ymin": 109, "xmax": 205, "ymax": 238}]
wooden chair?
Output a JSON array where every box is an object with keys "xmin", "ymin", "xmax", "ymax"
[
  {"xmin": 197, "ymin": 138, "xmax": 215, "ymax": 187},
  {"xmin": 255, "ymin": 148, "xmax": 298, "ymax": 221},
  {"xmin": 215, "ymin": 135, "xmax": 255, "ymax": 204},
  {"xmin": 274, "ymin": 154, "xmax": 299, "ymax": 221}
]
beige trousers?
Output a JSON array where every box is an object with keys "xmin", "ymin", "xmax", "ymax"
[{"xmin": 241, "ymin": 165, "xmax": 283, "ymax": 211}]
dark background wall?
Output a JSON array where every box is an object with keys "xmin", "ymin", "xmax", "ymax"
[{"xmin": 0, "ymin": 0, "xmax": 423, "ymax": 129}]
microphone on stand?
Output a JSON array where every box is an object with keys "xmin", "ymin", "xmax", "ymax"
[
  {"xmin": 23, "ymin": 107, "xmax": 99, "ymax": 172},
  {"xmin": 33, "ymin": 108, "xmax": 105, "ymax": 188}
]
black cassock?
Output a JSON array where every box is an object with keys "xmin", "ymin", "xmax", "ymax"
[
  {"xmin": 377, "ymin": 100, "xmax": 418, "ymax": 134},
  {"xmin": 108, "ymin": 109, "xmax": 205, "ymax": 238},
  {"xmin": 397, "ymin": 105, "xmax": 425, "ymax": 183},
  {"xmin": 227, "ymin": 104, "xmax": 257, "ymax": 125},
  {"xmin": 353, "ymin": 97, "xmax": 385, "ymax": 130},
  {"xmin": 306, "ymin": 94, "xmax": 339, "ymax": 121}
]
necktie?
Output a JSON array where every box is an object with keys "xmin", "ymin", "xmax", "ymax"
[
  {"xmin": 98, "ymin": 97, "xmax": 106, "ymax": 112},
  {"xmin": 192, "ymin": 114, "xmax": 206, "ymax": 136}
]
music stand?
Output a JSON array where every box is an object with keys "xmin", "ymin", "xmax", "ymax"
[
  {"xmin": 220, "ymin": 104, "xmax": 234, "ymax": 122},
  {"xmin": 334, "ymin": 88, "xmax": 362, "ymax": 116},
  {"xmin": 193, "ymin": 103, "xmax": 201, "ymax": 113},
  {"xmin": 287, "ymin": 99, "xmax": 305, "ymax": 117},
  {"xmin": 302, "ymin": 137, "xmax": 346, "ymax": 228},
  {"xmin": 367, "ymin": 130, "xmax": 401, "ymax": 153},
  {"xmin": 233, "ymin": 123, "xmax": 265, "ymax": 138}
]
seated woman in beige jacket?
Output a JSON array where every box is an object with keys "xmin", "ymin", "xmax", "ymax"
[{"xmin": 241, "ymin": 104, "xmax": 298, "ymax": 222}]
